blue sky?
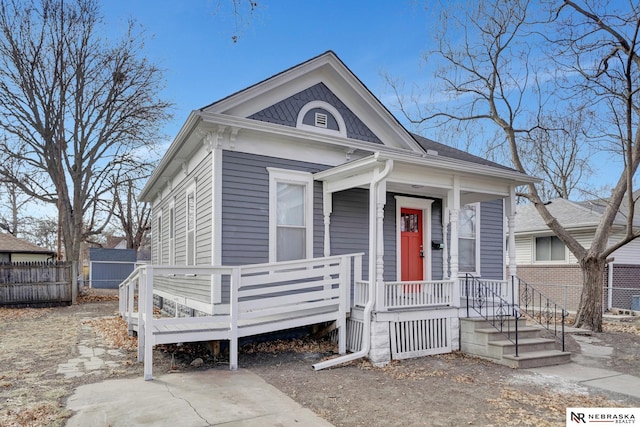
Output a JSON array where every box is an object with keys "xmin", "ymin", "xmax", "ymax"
[
  {"xmin": 99, "ymin": 1, "xmax": 621, "ymax": 193},
  {"xmin": 102, "ymin": 0, "xmax": 431, "ymax": 140}
]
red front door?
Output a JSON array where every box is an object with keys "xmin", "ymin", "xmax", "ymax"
[{"xmin": 401, "ymin": 208, "xmax": 424, "ymax": 282}]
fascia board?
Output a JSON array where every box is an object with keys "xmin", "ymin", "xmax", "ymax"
[
  {"xmin": 513, "ymin": 224, "xmax": 628, "ymax": 236},
  {"xmin": 376, "ymin": 150, "xmax": 539, "ymax": 185},
  {"xmin": 197, "ymin": 111, "xmax": 416, "ymax": 157},
  {"xmin": 323, "ymin": 59, "xmax": 425, "ymax": 154},
  {"xmin": 200, "ymin": 112, "xmax": 537, "ymax": 185},
  {"xmin": 313, "ymin": 155, "xmax": 382, "ymax": 181},
  {"xmin": 203, "ymin": 54, "xmax": 333, "ymax": 115}
]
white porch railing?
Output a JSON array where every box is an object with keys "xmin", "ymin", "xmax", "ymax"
[
  {"xmin": 382, "ymin": 280, "xmax": 454, "ymax": 310},
  {"xmin": 118, "ymin": 253, "xmax": 363, "ymax": 380},
  {"xmin": 354, "ymin": 280, "xmax": 369, "ymax": 308}
]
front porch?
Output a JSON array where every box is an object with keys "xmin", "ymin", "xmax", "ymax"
[{"xmin": 119, "ymin": 251, "xmax": 514, "ymax": 379}]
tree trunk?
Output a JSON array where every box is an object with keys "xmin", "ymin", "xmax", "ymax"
[{"xmin": 573, "ymin": 255, "xmax": 605, "ymax": 332}]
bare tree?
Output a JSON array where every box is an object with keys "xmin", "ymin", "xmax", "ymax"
[
  {"xmin": 0, "ymin": 143, "xmax": 53, "ymax": 242},
  {"xmin": 521, "ymin": 110, "xmax": 595, "ymax": 200},
  {"xmin": 22, "ymin": 216, "xmax": 58, "ymax": 251},
  {"xmin": 392, "ymin": 0, "xmax": 640, "ymax": 331},
  {"xmin": 0, "ymin": 0, "xmax": 171, "ymax": 264},
  {"xmin": 111, "ymin": 168, "xmax": 152, "ymax": 254}
]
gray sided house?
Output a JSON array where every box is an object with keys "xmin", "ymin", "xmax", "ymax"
[
  {"xmin": 514, "ymin": 196, "xmax": 640, "ymax": 312},
  {"xmin": 126, "ymin": 51, "xmax": 539, "ymax": 379}
]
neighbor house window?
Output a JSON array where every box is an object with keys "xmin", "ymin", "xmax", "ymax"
[
  {"xmin": 535, "ymin": 236, "xmax": 565, "ymax": 262},
  {"xmin": 268, "ymin": 168, "xmax": 313, "ymax": 262},
  {"xmin": 459, "ymin": 204, "xmax": 480, "ymax": 274},
  {"xmin": 186, "ymin": 185, "xmax": 196, "ymax": 265}
]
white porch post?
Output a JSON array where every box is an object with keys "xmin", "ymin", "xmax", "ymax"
[
  {"xmin": 505, "ymin": 186, "xmax": 518, "ymax": 304},
  {"xmin": 368, "ymin": 159, "xmax": 393, "ymax": 366},
  {"xmin": 374, "ymin": 180, "xmax": 387, "ymax": 312},
  {"xmin": 323, "ymin": 182, "xmax": 332, "ymax": 257},
  {"xmin": 449, "ymin": 176, "xmax": 461, "ymax": 307}
]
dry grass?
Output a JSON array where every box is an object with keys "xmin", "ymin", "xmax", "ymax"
[{"xmin": 83, "ymin": 316, "xmax": 138, "ymax": 352}]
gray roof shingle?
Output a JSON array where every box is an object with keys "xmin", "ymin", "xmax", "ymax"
[
  {"xmin": 515, "ymin": 194, "xmax": 640, "ymax": 233},
  {"xmin": 0, "ymin": 232, "xmax": 55, "ymax": 254}
]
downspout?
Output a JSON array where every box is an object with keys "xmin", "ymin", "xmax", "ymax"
[{"xmin": 313, "ymin": 157, "xmax": 393, "ymax": 370}]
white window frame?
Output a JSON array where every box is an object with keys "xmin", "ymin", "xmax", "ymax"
[
  {"xmin": 168, "ymin": 201, "xmax": 175, "ymax": 265},
  {"xmin": 458, "ymin": 203, "xmax": 480, "ymax": 276},
  {"xmin": 267, "ymin": 168, "xmax": 314, "ymax": 263},
  {"xmin": 534, "ymin": 235, "xmax": 567, "ymax": 263},
  {"xmin": 186, "ymin": 183, "xmax": 196, "ymax": 265},
  {"xmin": 156, "ymin": 211, "xmax": 163, "ymax": 264}
]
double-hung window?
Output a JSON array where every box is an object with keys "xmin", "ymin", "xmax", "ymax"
[
  {"xmin": 535, "ymin": 236, "xmax": 565, "ymax": 262},
  {"xmin": 458, "ymin": 203, "xmax": 480, "ymax": 274},
  {"xmin": 268, "ymin": 168, "xmax": 313, "ymax": 262}
]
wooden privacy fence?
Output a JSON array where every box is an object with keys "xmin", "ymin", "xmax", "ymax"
[{"xmin": 0, "ymin": 261, "xmax": 76, "ymax": 307}]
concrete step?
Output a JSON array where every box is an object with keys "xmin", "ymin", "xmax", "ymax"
[
  {"xmin": 501, "ymin": 350, "xmax": 572, "ymax": 369},
  {"xmin": 472, "ymin": 326, "xmax": 543, "ymax": 342},
  {"xmin": 459, "ymin": 316, "xmax": 571, "ymax": 368},
  {"xmin": 460, "ymin": 317, "xmax": 527, "ymax": 333},
  {"xmin": 487, "ymin": 337, "xmax": 557, "ymax": 358}
]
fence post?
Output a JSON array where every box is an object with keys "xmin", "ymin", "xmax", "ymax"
[{"xmin": 71, "ymin": 261, "xmax": 78, "ymax": 304}]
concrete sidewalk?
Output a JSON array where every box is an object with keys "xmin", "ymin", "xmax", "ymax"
[
  {"xmin": 66, "ymin": 369, "xmax": 334, "ymax": 427},
  {"xmin": 526, "ymin": 330, "xmax": 640, "ymax": 402},
  {"xmin": 526, "ymin": 363, "xmax": 640, "ymax": 400}
]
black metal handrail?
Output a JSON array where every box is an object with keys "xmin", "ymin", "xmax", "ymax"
[
  {"xmin": 517, "ymin": 277, "xmax": 567, "ymax": 352},
  {"xmin": 465, "ymin": 274, "xmax": 521, "ymax": 357}
]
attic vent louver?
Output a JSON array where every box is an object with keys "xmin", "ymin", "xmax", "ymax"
[{"xmin": 315, "ymin": 112, "xmax": 328, "ymax": 128}]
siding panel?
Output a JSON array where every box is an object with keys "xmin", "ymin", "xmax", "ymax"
[
  {"xmin": 480, "ymin": 199, "xmax": 505, "ymax": 280},
  {"xmin": 330, "ymin": 188, "xmax": 370, "ymax": 281}
]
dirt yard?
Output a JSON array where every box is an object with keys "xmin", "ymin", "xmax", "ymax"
[{"xmin": 1, "ymin": 291, "xmax": 639, "ymax": 427}]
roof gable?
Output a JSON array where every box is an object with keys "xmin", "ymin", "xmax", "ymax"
[
  {"xmin": 201, "ymin": 51, "xmax": 423, "ymax": 153},
  {"xmin": 248, "ymin": 83, "xmax": 382, "ymax": 144}
]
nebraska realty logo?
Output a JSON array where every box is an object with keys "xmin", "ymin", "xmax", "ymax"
[{"xmin": 567, "ymin": 408, "xmax": 639, "ymax": 425}]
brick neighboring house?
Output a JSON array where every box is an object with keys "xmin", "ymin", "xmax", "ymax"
[
  {"xmin": 513, "ymin": 193, "xmax": 640, "ymax": 312},
  {"xmin": 0, "ymin": 232, "xmax": 56, "ymax": 263}
]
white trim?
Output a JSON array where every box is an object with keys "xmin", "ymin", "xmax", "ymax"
[
  {"xmin": 185, "ymin": 181, "xmax": 197, "ymax": 265},
  {"xmin": 296, "ymin": 100, "xmax": 347, "ymax": 137},
  {"xmin": 395, "ymin": 196, "xmax": 434, "ymax": 281},
  {"xmin": 211, "ymin": 147, "xmax": 223, "ymax": 303},
  {"xmin": 168, "ymin": 200, "xmax": 175, "ymax": 265},
  {"xmin": 267, "ymin": 168, "xmax": 314, "ymax": 263},
  {"xmin": 156, "ymin": 210, "xmax": 163, "ymax": 264}
]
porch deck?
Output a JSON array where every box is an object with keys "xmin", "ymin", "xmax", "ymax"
[{"xmin": 119, "ymin": 254, "xmax": 362, "ymax": 380}]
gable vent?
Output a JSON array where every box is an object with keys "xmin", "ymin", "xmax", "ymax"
[{"xmin": 315, "ymin": 112, "xmax": 328, "ymax": 128}]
